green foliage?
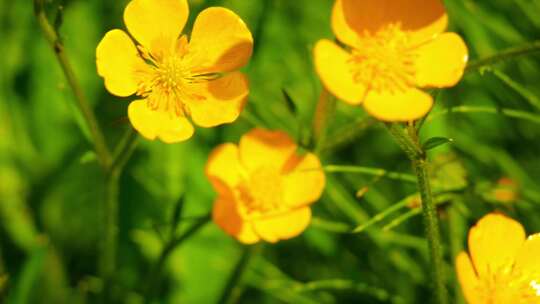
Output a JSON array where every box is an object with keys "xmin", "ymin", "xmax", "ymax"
[{"xmin": 1, "ymin": 0, "xmax": 540, "ymax": 303}]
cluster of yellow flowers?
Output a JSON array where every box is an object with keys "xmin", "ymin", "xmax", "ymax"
[{"xmin": 95, "ymin": 0, "xmax": 538, "ymax": 302}]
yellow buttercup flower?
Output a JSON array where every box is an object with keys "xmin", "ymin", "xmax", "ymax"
[
  {"xmin": 96, "ymin": 0, "xmax": 253, "ymax": 143},
  {"xmin": 314, "ymin": 0, "xmax": 468, "ymax": 121},
  {"xmin": 205, "ymin": 128, "xmax": 326, "ymax": 244},
  {"xmin": 456, "ymin": 213, "xmax": 540, "ymax": 304}
]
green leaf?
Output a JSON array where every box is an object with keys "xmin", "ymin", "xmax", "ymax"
[
  {"xmin": 422, "ymin": 137, "xmax": 453, "ymax": 151},
  {"xmin": 281, "ymin": 89, "xmax": 298, "ymax": 115}
]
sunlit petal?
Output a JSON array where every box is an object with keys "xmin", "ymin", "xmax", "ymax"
[
  {"xmin": 189, "ymin": 7, "xmax": 253, "ymax": 73},
  {"xmin": 337, "ymin": 0, "xmax": 448, "ymax": 46},
  {"xmin": 314, "ymin": 39, "xmax": 367, "ymax": 105},
  {"xmin": 127, "ymin": 100, "xmax": 194, "ymax": 143},
  {"xmin": 363, "ymin": 88, "xmax": 433, "ymax": 122},
  {"xmin": 96, "ymin": 29, "xmax": 144, "ymax": 97},
  {"xmin": 124, "ymin": 0, "xmax": 189, "ymax": 52},
  {"xmin": 239, "ymin": 128, "xmax": 297, "ymax": 172},
  {"xmin": 213, "ymin": 196, "xmax": 260, "ymax": 244},
  {"xmin": 415, "ymin": 33, "xmax": 469, "ymax": 88},
  {"xmin": 282, "ymin": 153, "xmax": 325, "ymax": 208},
  {"xmin": 456, "ymin": 252, "xmax": 482, "ymax": 304},
  {"xmin": 252, "ymin": 207, "xmax": 311, "ymax": 243},
  {"xmin": 468, "ymin": 213, "xmax": 525, "ymax": 278},
  {"xmin": 188, "ymin": 72, "xmax": 248, "ymax": 128}
]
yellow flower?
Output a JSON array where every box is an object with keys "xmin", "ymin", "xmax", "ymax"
[
  {"xmin": 96, "ymin": 0, "xmax": 253, "ymax": 143},
  {"xmin": 314, "ymin": 0, "xmax": 468, "ymax": 121},
  {"xmin": 456, "ymin": 213, "xmax": 540, "ymax": 304},
  {"xmin": 205, "ymin": 128, "xmax": 326, "ymax": 244}
]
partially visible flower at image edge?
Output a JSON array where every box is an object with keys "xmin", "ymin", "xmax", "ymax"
[
  {"xmin": 456, "ymin": 213, "xmax": 540, "ymax": 304},
  {"xmin": 314, "ymin": 0, "xmax": 468, "ymax": 121},
  {"xmin": 205, "ymin": 128, "xmax": 326, "ymax": 244},
  {"xmin": 96, "ymin": 0, "xmax": 253, "ymax": 143}
]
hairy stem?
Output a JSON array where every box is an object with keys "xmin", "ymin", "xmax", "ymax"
[
  {"xmin": 466, "ymin": 40, "xmax": 540, "ymax": 72},
  {"xmin": 386, "ymin": 123, "xmax": 448, "ymax": 304},
  {"xmin": 33, "ymin": 2, "xmax": 140, "ymax": 302},
  {"xmin": 34, "ymin": 0, "xmax": 111, "ymax": 169},
  {"xmin": 101, "ymin": 170, "xmax": 120, "ymax": 301},
  {"xmin": 145, "ymin": 214, "xmax": 211, "ymax": 302},
  {"xmin": 218, "ymin": 245, "xmax": 259, "ymax": 304}
]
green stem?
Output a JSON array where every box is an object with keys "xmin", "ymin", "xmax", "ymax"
[
  {"xmin": 100, "ymin": 171, "xmax": 120, "ymax": 302},
  {"xmin": 466, "ymin": 40, "xmax": 540, "ymax": 72},
  {"xmin": 313, "ymin": 88, "xmax": 336, "ymax": 155},
  {"xmin": 386, "ymin": 123, "xmax": 448, "ymax": 304},
  {"xmin": 385, "ymin": 123, "xmax": 423, "ymax": 159},
  {"xmin": 324, "ymin": 165, "xmax": 417, "ymax": 184},
  {"xmin": 33, "ymin": 2, "xmax": 141, "ymax": 303},
  {"xmin": 111, "ymin": 128, "xmax": 139, "ymax": 172},
  {"xmin": 414, "ymin": 159, "xmax": 447, "ymax": 304},
  {"xmin": 145, "ymin": 214, "xmax": 211, "ymax": 302},
  {"xmin": 218, "ymin": 245, "xmax": 259, "ymax": 304},
  {"xmin": 33, "ymin": 0, "xmax": 111, "ymax": 169},
  {"xmin": 100, "ymin": 130, "xmax": 138, "ymax": 301},
  {"xmin": 428, "ymin": 105, "xmax": 540, "ymax": 125}
]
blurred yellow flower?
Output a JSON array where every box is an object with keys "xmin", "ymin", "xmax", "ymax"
[
  {"xmin": 96, "ymin": 0, "xmax": 252, "ymax": 143},
  {"xmin": 456, "ymin": 213, "xmax": 540, "ymax": 304},
  {"xmin": 314, "ymin": 0, "xmax": 468, "ymax": 121},
  {"xmin": 205, "ymin": 128, "xmax": 326, "ymax": 244}
]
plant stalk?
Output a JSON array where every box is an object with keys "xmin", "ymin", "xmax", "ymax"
[
  {"xmin": 101, "ymin": 170, "xmax": 120, "ymax": 302},
  {"xmin": 33, "ymin": 2, "xmax": 141, "ymax": 302},
  {"xmin": 144, "ymin": 214, "xmax": 211, "ymax": 302},
  {"xmin": 218, "ymin": 245, "xmax": 259, "ymax": 304},
  {"xmin": 466, "ymin": 40, "xmax": 540, "ymax": 72},
  {"xmin": 34, "ymin": 0, "xmax": 111, "ymax": 169},
  {"xmin": 386, "ymin": 123, "xmax": 448, "ymax": 304}
]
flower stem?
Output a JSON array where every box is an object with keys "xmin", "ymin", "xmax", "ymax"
[
  {"xmin": 101, "ymin": 129, "xmax": 139, "ymax": 301},
  {"xmin": 466, "ymin": 40, "xmax": 540, "ymax": 72},
  {"xmin": 218, "ymin": 245, "xmax": 259, "ymax": 304},
  {"xmin": 33, "ymin": 0, "xmax": 111, "ymax": 169},
  {"xmin": 385, "ymin": 123, "xmax": 448, "ymax": 304},
  {"xmin": 33, "ymin": 2, "xmax": 141, "ymax": 301},
  {"xmin": 101, "ymin": 170, "xmax": 120, "ymax": 301},
  {"xmin": 144, "ymin": 214, "xmax": 211, "ymax": 302}
]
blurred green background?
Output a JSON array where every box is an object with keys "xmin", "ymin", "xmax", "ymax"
[{"xmin": 1, "ymin": 0, "xmax": 540, "ymax": 303}]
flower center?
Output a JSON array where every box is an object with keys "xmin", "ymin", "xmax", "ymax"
[
  {"xmin": 134, "ymin": 37, "xmax": 210, "ymax": 117},
  {"xmin": 476, "ymin": 267, "xmax": 540, "ymax": 303},
  {"xmin": 349, "ymin": 23, "xmax": 416, "ymax": 93},
  {"xmin": 238, "ymin": 166, "xmax": 284, "ymax": 217}
]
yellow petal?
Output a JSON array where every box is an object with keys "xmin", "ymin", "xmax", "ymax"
[
  {"xmin": 331, "ymin": 0, "xmax": 360, "ymax": 48},
  {"xmin": 127, "ymin": 100, "xmax": 194, "ymax": 143},
  {"xmin": 188, "ymin": 72, "xmax": 248, "ymax": 128},
  {"xmin": 468, "ymin": 213, "xmax": 525, "ymax": 278},
  {"xmin": 205, "ymin": 143, "xmax": 243, "ymax": 194},
  {"xmin": 96, "ymin": 29, "xmax": 143, "ymax": 97},
  {"xmin": 213, "ymin": 197, "xmax": 260, "ymax": 244},
  {"xmin": 455, "ymin": 252, "xmax": 482, "ymax": 304},
  {"xmin": 337, "ymin": 0, "xmax": 448, "ymax": 46},
  {"xmin": 252, "ymin": 207, "xmax": 311, "ymax": 243},
  {"xmin": 415, "ymin": 33, "xmax": 469, "ymax": 88},
  {"xmin": 313, "ymin": 39, "xmax": 367, "ymax": 105},
  {"xmin": 514, "ymin": 233, "xmax": 540, "ymax": 279},
  {"xmin": 239, "ymin": 128, "xmax": 297, "ymax": 172},
  {"xmin": 189, "ymin": 7, "xmax": 253, "ymax": 73},
  {"xmin": 282, "ymin": 153, "xmax": 325, "ymax": 208},
  {"xmin": 124, "ymin": 0, "xmax": 188, "ymax": 52},
  {"xmin": 363, "ymin": 88, "xmax": 433, "ymax": 121}
]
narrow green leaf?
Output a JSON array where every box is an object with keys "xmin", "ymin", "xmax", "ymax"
[
  {"xmin": 281, "ymin": 89, "xmax": 297, "ymax": 115},
  {"xmin": 422, "ymin": 137, "xmax": 453, "ymax": 151},
  {"xmin": 492, "ymin": 69, "xmax": 540, "ymax": 110}
]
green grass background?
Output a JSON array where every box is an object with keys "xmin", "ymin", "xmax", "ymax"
[{"xmin": 1, "ymin": 0, "xmax": 540, "ymax": 303}]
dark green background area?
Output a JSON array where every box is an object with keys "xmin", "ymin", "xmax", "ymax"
[{"xmin": 1, "ymin": 0, "xmax": 540, "ymax": 303}]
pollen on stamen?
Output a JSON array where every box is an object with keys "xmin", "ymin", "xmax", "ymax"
[{"xmin": 349, "ymin": 23, "xmax": 417, "ymax": 94}]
